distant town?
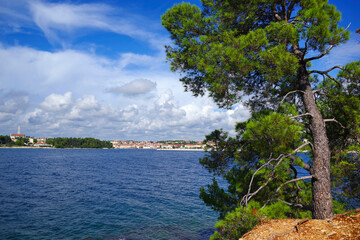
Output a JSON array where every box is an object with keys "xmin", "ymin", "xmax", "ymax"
[
  {"xmin": 110, "ymin": 140, "xmax": 206, "ymax": 150},
  {"xmin": 1, "ymin": 126, "xmax": 212, "ymax": 150}
]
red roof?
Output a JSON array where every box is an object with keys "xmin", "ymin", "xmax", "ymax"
[{"xmin": 10, "ymin": 134, "xmax": 25, "ymax": 137}]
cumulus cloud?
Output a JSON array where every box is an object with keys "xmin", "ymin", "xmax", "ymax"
[
  {"xmin": 40, "ymin": 92, "xmax": 73, "ymax": 112},
  {"xmin": 76, "ymin": 95, "xmax": 99, "ymax": 110},
  {"xmin": 107, "ymin": 79, "xmax": 157, "ymax": 97},
  {"xmin": 19, "ymin": 90, "xmax": 250, "ymax": 140},
  {"xmin": 0, "ymin": 45, "xmax": 168, "ymax": 102},
  {"xmin": 0, "ymin": 43, "xmax": 252, "ymax": 139},
  {"xmin": 0, "ymin": 1, "xmax": 252, "ymax": 140}
]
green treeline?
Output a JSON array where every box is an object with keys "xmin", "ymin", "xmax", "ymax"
[
  {"xmin": 0, "ymin": 135, "xmax": 13, "ymax": 146},
  {"xmin": 46, "ymin": 137, "xmax": 113, "ymax": 149},
  {"xmin": 0, "ymin": 135, "xmax": 28, "ymax": 146}
]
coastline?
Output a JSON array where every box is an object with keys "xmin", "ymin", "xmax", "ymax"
[
  {"xmin": 0, "ymin": 146, "xmax": 55, "ymax": 149},
  {"xmin": 0, "ymin": 146, "xmax": 205, "ymax": 151},
  {"xmin": 156, "ymin": 148, "xmax": 204, "ymax": 151},
  {"xmin": 0, "ymin": 146, "xmax": 107, "ymax": 149}
]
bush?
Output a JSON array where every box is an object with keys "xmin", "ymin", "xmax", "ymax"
[
  {"xmin": 210, "ymin": 202, "xmax": 260, "ymax": 240},
  {"xmin": 210, "ymin": 201, "xmax": 313, "ymax": 240}
]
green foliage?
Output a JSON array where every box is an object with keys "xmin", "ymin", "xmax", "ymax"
[
  {"xmin": 242, "ymin": 112, "xmax": 304, "ymax": 157},
  {"xmin": 0, "ymin": 135, "xmax": 12, "ymax": 145},
  {"xmin": 210, "ymin": 202, "xmax": 261, "ymax": 240},
  {"xmin": 200, "ymin": 178, "xmax": 237, "ymax": 218},
  {"xmin": 14, "ymin": 138, "xmax": 26, "ymax": 146},
  {"xmin": 162, "ymin": 0, "xmax": 349, "ymax": 110},
  {"xmin": 260, "ymin": 201, "xmax": 299, "ymax": 219},
  {"xmin": 200, "ymin": 110, "xmax": 312, "ymax": 218},
  {"xmin": 46, "ymin": 137, "xmax": 113, "ymax": 149},
  {"xmin": 162, "ymin": 0, "xmax": 358, "ymax": 237},
  {"xmin": 314, "ymin": 62, "xmax": 360, "ymax": 210},
  {"xmin": 211, "ymin": 201, "xmax": 312, "ymax": 240},
  {"xmin": 316, "ymin": 62, "xmax": 360, "ymax": 151},
  {"xmin": 331, "ymin": 147, "xmax": 360, "ymax": 209},
  {"xmin": 338, "ymin": 61, "xmax": 360, "ymax": 96}
]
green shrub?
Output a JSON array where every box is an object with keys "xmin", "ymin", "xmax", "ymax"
[{"xmin": 210, "ymin": 202, "xmax": 260, "ymax": 240}]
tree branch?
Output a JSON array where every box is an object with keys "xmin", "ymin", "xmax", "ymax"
[
  {"xmin": 324, "ymin": 118, "xmax": 346, "ymax": 129},
  {"xmin": 313, "ymin": 89, "xmax": 327, "ymax": 95},
  {"xmin": 292, "ymin": 44, "xmax": 304, "ymax": 59},
  {"xmin": 290, "ymin": 164, "xmax": 301, "ymax": 203},
  {"xmin": 293, "ymin": 141, "xmax": 313, "ymax": 154},
  {"xmin": 290, "ymin": 113, "xmax": 313, "ymax": 119},
  {"xmin": 310, "ymin": 66, "xmax": 345, "ymax": 74},
  {"xmin": 282, "ymin": 0, "xmax": 287, "ymax": 22},
  {"xmin": 325, "ymin": 72, "xmax": 342, "ymax": 86},
  {"xmin": 279, "ymin": 90, "xmax": 304, "ymax": 106},
  {"xmin": 290, "ymin": 155, "xmax": 311, "ymax": 172},
  {"xmin": 241, "ymin": 154, "xmax": 286, "ymax": 206},
  {"xmin": 287, "ymin": 1, "xmax": 296, "ymax": 22},
  {"xmin": 305, "ymin": 45, "xmax": 333, "ymax": 62},
  {"xmin": 262, "ymin": 176, "xmax": 313, "ymax": 208},
  {"xmin": 311, "ymin": 70, "xmax": 342, "ymax": 86},
  {"xmin": 310, "ymin": 66, "xmax": 345, "ymax": 86},
  {"xmin": 305, "ymin": 23, "xmax": 351, "ymax": 62},
  {"xmin": 241, "ymin": 141, "xmax": 313, "ymax": 206},
  {"xmin": 292, "ymin": 141, "xmax": 314, "ymax": 169},
  {"xmin": 303, "ymin": 38, "xmax": 310, "ymax": 54},
  {"xmin": 276, "ymin": 198, "xmax": 312, "ymax": 211},
  {"xmin": 272, "ymin": 4, "xmax": 282, "ymax": 21}
]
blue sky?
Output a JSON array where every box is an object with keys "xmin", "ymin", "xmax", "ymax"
[{"xmin": 0, "ymin": 0, "xmax": 359, "ymax": 140}]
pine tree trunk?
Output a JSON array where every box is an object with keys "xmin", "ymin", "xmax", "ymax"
[{"xmin": 298, "ymin": 63, "xmax": 333, "ymax": 219}]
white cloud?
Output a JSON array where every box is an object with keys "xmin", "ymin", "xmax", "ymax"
[
  {"xmin": 40, "ymin": 92, "xmax": 73, "ymax": 111},
  {"xmin": 30, "ymin": 1, "xmax": 111, "ymax": 45},
  {"xmin": 0, "ymin": 45, "xmax": 137, "ymax": 100},
  {"xmin": 0, "ymin": 43, "xmax": 252, "ymax": 140},
  {"xmin": 19, "ymin": 90, "xmax": 250, "ymax": 140},
  {"xmin": 76, "ymin": 95, "xmax": 99, "ymax": 110},
  {"xmin": 0, "ymin": 90, "xmax": 29, "ymax": 125},
  {"xmin": 107, "ymin": 79, "xmax": 157, "ymax": 97},
  {"xmin": 28, "ymin": 1, "xmax": 164, "ymax": 49},
  {"xmin": 118, "ymin": 53, "xmax": 161, "ymax": 70},
  {"xmin": 0, "ymin": 1, "xmax": 252, "ymax": 140}
]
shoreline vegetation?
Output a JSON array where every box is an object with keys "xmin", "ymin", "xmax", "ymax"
[
  {"xmin": 1, "ymin": 135, "xmax": 208, "ymax": 150},
  {"xmin": 0, "ymin": 146, "xmax": 205, "ymax": 151},
  {"xmin": 2, "ymin": 146, "xmax": 355, "ymax": 153}
]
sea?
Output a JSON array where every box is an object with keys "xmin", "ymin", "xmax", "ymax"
[{"xmin": 0, "ymin": 148, "xmax": 220, "ymax": 240}]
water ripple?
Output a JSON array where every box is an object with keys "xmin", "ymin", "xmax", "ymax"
[{"xmin": 0, "ymin": 149, "xmax": 218, "ymax": 240}]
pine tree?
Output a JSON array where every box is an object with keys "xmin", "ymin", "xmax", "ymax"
[{"xmin": 162, "ymin": 0, "xmax": 359, "ymax": 220}]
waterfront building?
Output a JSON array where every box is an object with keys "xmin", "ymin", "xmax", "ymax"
[{"xmin": 10, "ymin": 125, "xmax": 25, "ymax": 141}]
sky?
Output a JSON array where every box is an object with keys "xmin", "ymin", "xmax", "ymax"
[{"xmin": 0, "ymin": 0, "xmax": 359, "ymax": 141}]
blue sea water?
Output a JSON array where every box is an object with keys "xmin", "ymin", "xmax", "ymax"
[{"xmin": 0, "ymin": 149, "xmax": 219, "ymax": 240}]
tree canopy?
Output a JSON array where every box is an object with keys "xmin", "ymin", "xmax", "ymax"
[
  {"xmin": 162, "ymin": 0, "xmax": 350, "ymax": 109},
  {"xmin": 0, "ymin": 135, "xmax": 12, "ymax": 145},
  {"xmin": 162, "ymin": 0, "xmax": 359, "ymax": 238},
  {"xmin": 46, "ymin": 137, "xmax": 113, "ymax": 149}
]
